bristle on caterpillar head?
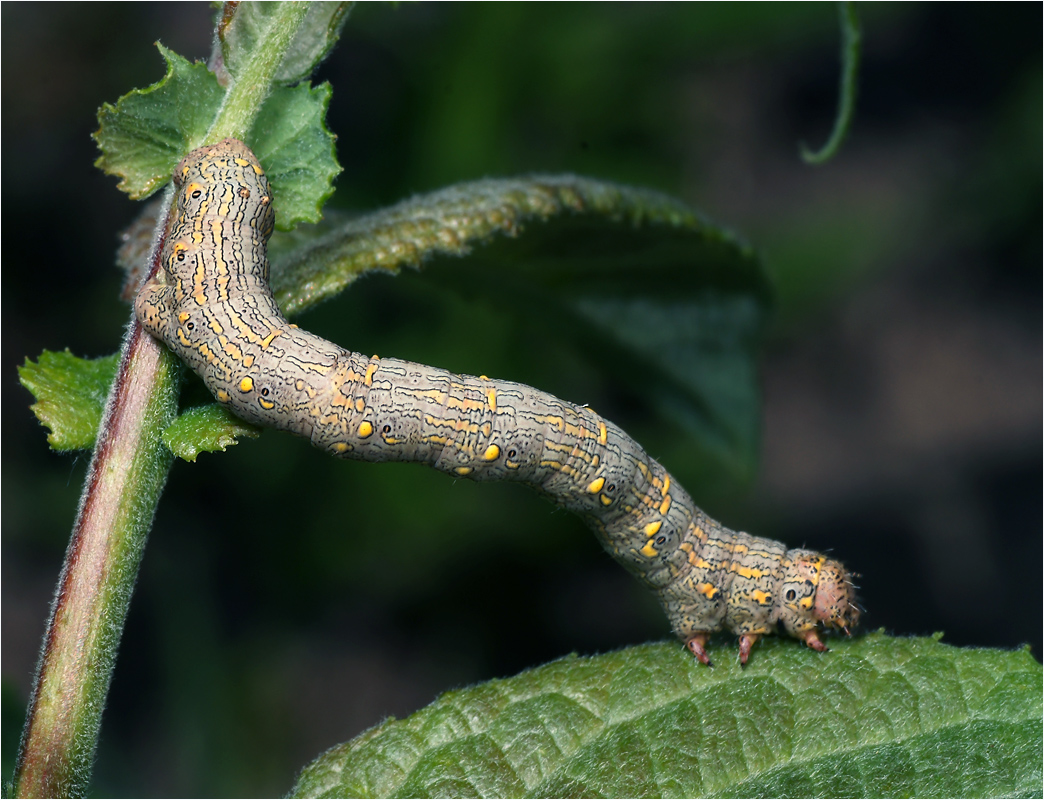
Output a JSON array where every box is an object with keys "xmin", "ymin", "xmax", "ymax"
[{"xmin": 812, "ymin": 558, "xmax": 861, "ymax": 634}]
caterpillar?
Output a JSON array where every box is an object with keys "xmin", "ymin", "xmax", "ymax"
[{"xmin": 135, "ymin": 138, "xmax": 860, "ymax": 665}]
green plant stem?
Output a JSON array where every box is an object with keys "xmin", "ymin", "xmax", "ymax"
[
  {"xmin": 207, "ymin": 1, "xmax": 312, "ymax": 143},
  {"xmin": 11, "ymin": 287, "xmax": 180, "ymax": 798},
  {"xmin": 12, "ymin": 5, "xmax": 315, "ymax": 795}
]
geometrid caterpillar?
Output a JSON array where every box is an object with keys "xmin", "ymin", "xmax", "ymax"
[{"xmin": 136, "ymin": 138, "xmax": 860, "ymax": 665}]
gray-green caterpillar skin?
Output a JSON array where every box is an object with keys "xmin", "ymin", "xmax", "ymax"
[{"xmin": 136, "ymin": 138, "xmax": 860, "ymax": 665}]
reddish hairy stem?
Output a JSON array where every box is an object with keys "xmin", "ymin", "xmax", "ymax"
[{"xmin": 13, "ymin": 204, "xmax": 180, "ymax": 798}]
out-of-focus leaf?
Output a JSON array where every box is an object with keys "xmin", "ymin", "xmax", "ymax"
[
  {"xmin": 19, "ymin": 351, "xmax": 120, "ymax": 451},
  {"xmin": 219, "ymin": 1, "xmax": 352, "ymax": 86},
  {"xmin": 292, "ymin": 633, "xmax": 1043, "ymax": 798},
  {"xmin": 162, "ymin": 404, "xmax": 261, "ymax": 462},
  {"xmin": 270, "ymin": 175, "xmax": 770, "ymax": 479}
]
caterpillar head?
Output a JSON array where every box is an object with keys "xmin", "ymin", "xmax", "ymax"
[{"xmin": 777, "ymin": 550, "xmax": 861, "ymax": 640}]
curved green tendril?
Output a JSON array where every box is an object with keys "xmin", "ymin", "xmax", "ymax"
[{"xmin": 801, "ymin": 1, "xmax": 861, "ymax": 165}]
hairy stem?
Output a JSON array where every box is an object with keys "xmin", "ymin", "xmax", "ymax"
[
  {"xmin": 12, "ymin": 4, "xmax": 314, "ymax": 795},
  {"xmin": 12, "ymin": 198, "xmax": 180, "ymax": 796},
  {"xmin": 207, "ymin": 1, "xmax": 311, "ymax": 142}
]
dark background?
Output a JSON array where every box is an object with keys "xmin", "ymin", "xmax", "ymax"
[{"xmin": 3, "ymin": 3, "xmax": 1040, "ymax": 796}]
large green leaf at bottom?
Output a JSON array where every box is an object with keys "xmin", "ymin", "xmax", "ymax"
[{"xmin": 291, "ymin": 633, "xmax": 1042, "ymax": 798}]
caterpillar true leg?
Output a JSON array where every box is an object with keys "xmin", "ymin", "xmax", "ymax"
[
  {"xmin": 136, "ymin": 138, "xmax": 862, "ymax": 665},
  {"xmin": 686, "ymin": 634, "xmax": 713, "ymax": 666}
]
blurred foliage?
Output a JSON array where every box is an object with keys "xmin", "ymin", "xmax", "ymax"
[{"xmin": 3, "ymin": 3, "xmax": 1040, "ymax": 797}]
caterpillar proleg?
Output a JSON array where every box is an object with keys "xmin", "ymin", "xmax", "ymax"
[{"xmin": 135, "ymin": 138, "xmax": 860, "ymax": 665}]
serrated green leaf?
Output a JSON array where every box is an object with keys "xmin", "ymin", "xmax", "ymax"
[
  {"xmin": 162, "ymin": 404, "xmax": 261, "ymax": 462},
  {"xmin": 269, "ymin": 176, "xmax": 768, "ymax": 479},
  {"xmin": 249, "ymin": 81, "xmax": 341, "ymax": 228},
  {"xmin": 19, "ymin": 351, "xmax": 120, "ymax": 451},
  {"xmin": 291, "ymin": 633, "xmax": 1043, "ymax": 799},
  {"xmin": 96, "ymin": 40, "xmax": 339, "ymax": 228},
  {"xmin": 221, "ymin": 1, "xmax": 352, "ymax": 86},
  {"xmin": 94, "ymin": 44, "xmax": 225, "ymax": 199},
  {"xmin": 18, "ymin": 351, "xmax": 261, "ymax": 461}
]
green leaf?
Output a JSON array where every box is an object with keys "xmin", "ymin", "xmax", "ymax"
[
  {"xmin": 220, "ymin": 1, "xmax": 353, "ymax": 86},
  {"xmin": 249, "ymin": 81, "xmax": 342, "ymax": 228},
  {"xmin": 162, "ymin": 404, "xmax": 261, "ymax": 462},
  {"xmin": 19, "ymin": 351, "xmax": 120, "ymax": 451},
  {"xmin": 18, "ymin": 351, "xmax": 261, "ymax": 460},
  {"xmin": 96, "ymin": 41, "xmax": 339, "ymax": 227},
  {"xmin": 94, "ymin": 44, "xmax": 225, "ymax": 199},
  {"xmin": 291, "ymin": 633, "xmax": 1043, "ymax": 799},
  {"xmin": 269, "ymin": 175, "xmax": 769, "ymax": 480}
]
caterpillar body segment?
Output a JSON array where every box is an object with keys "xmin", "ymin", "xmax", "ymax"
[{"xmin": 135, "ymin": 138, "xmax": 861, "ymax": 664}]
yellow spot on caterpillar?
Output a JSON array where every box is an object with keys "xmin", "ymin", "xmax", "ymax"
[
  {"xmin": 659, "ymin": 495, "xmax": 672, "ymax": 515},
  {"xmin": 640, "ymin": 540, "xmax": 659, "ymax": 558},
  {"xmin": 752, "ymin": 590, "xmax": 772, "ymax": 606},
  {"xmin": 239, "ymin": 377, "xmax": 254, "ymax": 393},
  {"xmin": 355, "ymin": 398, "xmax": 366, "ymax": 412},
  {"xmin": 480, "ymin": 375, "xmax": 490, "ymax": 381},
  {"xmin": 332, "ymin": 442, "xmax": 350, "ymax": 454},
  {"xmin": 178, "ymin": 312, "xmax": 190, "ymax": 323},
  {"xmin": 586, "ymin": 477, "xmax": 605, "ymax": 493},
  {"xmin": 364, "ymin": 362, "xmax": 379, "ymax": 386},
  {"xmin": 697, "ymin": 582, "xmax": 720, "ymax": 600},
  {"xmin": 216, "ymin": 390, "xmax": 230, "ymax": 403},
  {"xmin": 260, "ymin": 329, "xmax": 282, "ymax": 349},
  {"xmin": 644, "ymin": 520, "xmax": 663, "ymax": 538},
  {"xmin": 234, "ymin": 157, "xmax": 249, "ymax": 167},
  {"xmin": 486, "ymin": 387, "xmax": 497, "ymax": 411},
  {"xmin": 600, "ymin": 494, "xmax": 613, "ymax": 506},
  {"xmin": 662, "ymin": 474, "xmax": 671, "ymax": 495},
  {"xmin": 482, "ymin": 444, "xmax": 501, "ymax": 461},
  {"xmin": 800, "ymin": 596, "xmax": 814, "ymax": 610},
  {"xmin": 455, "ymin": 466, "xmax": 473, "ymax": 476},
  {"xmin": 289, "ymin": 324, "xmax": 299, "ymax": 329},
  {"xmin": 358, "ymin": 421, "xmax": 374, "ymax": 438},
  {"xmin": 598, "ymin": 422, "xmax": 608, "ymax": 445},
  {"xmin": 258, "ymin": 397, "xmax": 275, "ymax": 410}
]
